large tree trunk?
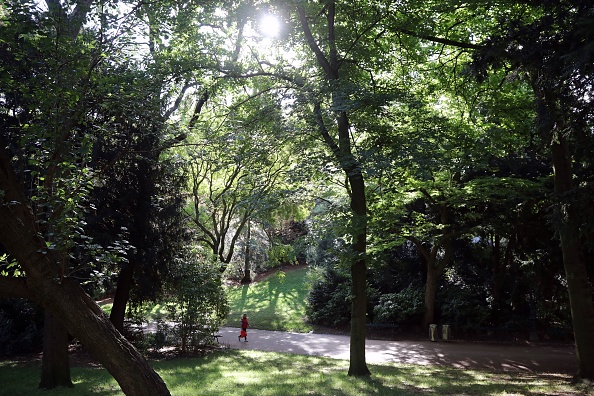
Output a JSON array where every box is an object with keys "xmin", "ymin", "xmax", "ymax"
[
  {"xmin": 0, "ymin": 147, "xmax": 171, "ymax": 395},
  {"xmin": 409, "ymin": 235, "xmax": 453, "ymax": 329},
  {"xmin": 347, "ymin": 169, "xmax": 370, "ymax": 377},
  {"xmin": 110, "ymin": 262, "xmax": 135, "ymax": 333},
  {"xmin": 423, "ymin": 266, "xmax": 439, "ymax": 329},
  {"xmin": 551, "ymin": 134, "xmax": 594, "ymax": 380},
  {"xmin": 39, "ymin": 311, "xmax": 73, "ymax": 389}
]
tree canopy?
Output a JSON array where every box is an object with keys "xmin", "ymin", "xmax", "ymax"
[{"xmin": 1, "ymin": 1, "xmax": 593, "ymax": 393}]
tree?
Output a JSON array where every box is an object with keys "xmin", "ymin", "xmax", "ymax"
[
  {"xmin": 184, "ymin": 83, "xmax": 293, "ymax": 271},
  {"xmin": 86, "ymin": 65, "xmax": 188, "ymax": 333},
  {"xmin": 0, "ymin": 2, "xmax": 171, "ymax": 393},
  {"xmin": 470, "ymin": 0, "xmax": 594, "ymax": 380}
]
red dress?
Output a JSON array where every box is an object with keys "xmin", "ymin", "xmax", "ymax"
[{"xmin": 240, "ymin": 317, "xmax": 249, "ymax": 338}]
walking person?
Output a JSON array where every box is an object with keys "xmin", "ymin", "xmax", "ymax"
[{"xmin": 239, "ymin": 313, "xmax": 249, "ymax": 342}]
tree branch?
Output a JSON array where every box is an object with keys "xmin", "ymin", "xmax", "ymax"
[
  {"xmin": 297, "ymin": 5, "xmax": 335, "ymax": 78},
  {"xmin": 397, "ymin": 27, "xmax": 484, "ymax": 50}
]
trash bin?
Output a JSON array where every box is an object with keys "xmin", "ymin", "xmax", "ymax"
[
  {"xmin": 442, "ymin": 324, "xmax": 450, "ymax": 341},
  {"xmin": 429, "ymin": 324, "xmax": 438, "ymax": 341}
]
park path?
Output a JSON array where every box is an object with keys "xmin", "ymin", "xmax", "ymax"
[{"xmin": 216, "ymin": 327, "xmax": 576, "ymax": 374}]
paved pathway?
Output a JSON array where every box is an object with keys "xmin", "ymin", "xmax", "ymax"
[{"xmin": 217, "ymin": 327, "xmax": 576, "ymax": 374}]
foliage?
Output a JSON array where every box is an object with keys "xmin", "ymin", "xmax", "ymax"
[
  {"xmin": 372, "ymin": 285, "xmax": 425, "ymax": 326},
  {"xmin": 0, "ymin": 299, "xmax": 43, "ymax": 357},
  {"xmin": 183, "ymin": 78, "xmax": 298, "ymax": 269},
  {"xmin": 164, "ymin": 251, "xmax": 229, "ymax": 353},
  {"xmin": 86, "ymin": 114, "xmax": 189, "ymax": 303},
  {"xmin": 438, "ymin": 286, "xmax": 490, "ymax": 332},
  {"xmin": 306, "ymin": 267, "xmax": 352, "ymax": 328},
  {"xmin": 0, "ymin": 350, "xmax": 587, "ymax": 396}
]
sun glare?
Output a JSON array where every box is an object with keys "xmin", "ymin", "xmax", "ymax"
[{"xmin": 259, "ymin": 14, "xmax": 281, "ymax": 38}]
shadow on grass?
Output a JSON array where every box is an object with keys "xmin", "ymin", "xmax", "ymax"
[
  {"xmin": 224, "ymin": 267, "xmax": 311, "ymax": 332},
  {"xmin": 1, "ymin": 350, "xmax": 585, "ymax": 395},
  {"xmin": 154, "ymin": 350, "xmax": 583, "ymax": 396}
]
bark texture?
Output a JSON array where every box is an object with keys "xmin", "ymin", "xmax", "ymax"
[
  {"xmin": 551, "ymin": 135, "xmax": 594, "ymax": 379},
  {"xmin": 0, "ymin": 145, "xmax": 171, "ymax": 395},
  {"xmin": 39, "ymin": 311, "xmax": 73, "ymax": 389}
]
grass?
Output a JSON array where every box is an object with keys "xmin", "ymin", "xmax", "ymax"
[
  {"xmin": 99, "ymin": 266, "xmax": 311, "ymax": 333},
  {"xmin": 223, "ymin": 266, "xmax": 312, "ymax": 332},
  {"xmin": 0, "ymin": 350, "xmax": 589, "ymax": 396},
  {"xmin": 6, "ymin": 266, "xmax": 592, "ymax": 395}
]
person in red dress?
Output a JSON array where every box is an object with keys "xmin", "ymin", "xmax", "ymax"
[{"xmin": 239, "ymin": 313, "xmax": 249, "ymax": 342}]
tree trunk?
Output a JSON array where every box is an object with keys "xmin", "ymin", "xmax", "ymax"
[
  {"xmin": 240, "ymin": 220, "xmax": 252, "ymax": 284},
  {"xmin": 298, "ymin": 1, "xmax": 369, "ymax": 376},
  {"xmin": 423, "ymin": 266, "xmax": 439, "ymax": 329},
  {"xmin": 347, "ymin": 172, "xmax": 370, "ymax": 377},
  {"xmin": 39, "ymin": 310, "xmax": 73, "ymax": 389},
  {"xmin": 0, "ymin": 147, "xmax": 171, "ymax": 395},
  {"xmin": 551, "ymin": 134, "xmax": 594, "ymax": 380},
  {"xmin": 110, "ymin": 262, "xmax": 135, "ymax": 333},
  {"xmin": 411, "ymin": 235, "xmax": 453, "ymax": 329}
]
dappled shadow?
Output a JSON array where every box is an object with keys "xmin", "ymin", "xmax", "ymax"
[
  {"xmin": 238, "ymin": 284, "xmax": 249, "ymax": 315},
  {"xmin": 217, "ymin": 327, "xmax": 577, "ymax": 376},
  {"xmin": 363, "ymin": 340, "xmax": 576, "ymax": 374},
  {"xmin": 154, "ymin": 350, "xmax": 582, "ymax": 396}
]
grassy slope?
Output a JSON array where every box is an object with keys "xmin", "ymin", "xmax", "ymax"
[
  {"xmin": 223, "ymin": 266, "xmax": 312, "ymax": 333},
  {"xmin": 0, "ymin": 350, "xmax": 586, "ymax": 396}
]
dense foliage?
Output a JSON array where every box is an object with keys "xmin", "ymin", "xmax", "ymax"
[{"xmin": 0, "ymin": 0, "xmax": 593, "ymax": 392}]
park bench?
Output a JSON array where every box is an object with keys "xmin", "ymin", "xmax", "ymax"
[{"xmin": 366, "ymin": 323, "xmax": 399, "ymax": 339}]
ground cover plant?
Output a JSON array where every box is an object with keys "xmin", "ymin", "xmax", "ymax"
[
  {"xmin": 0, "ymin": 350, "xmax": 589, "ymax": 396},
  {"xmin": 223, "ymin": 266, "xmax": 312, "ymax": 332}
]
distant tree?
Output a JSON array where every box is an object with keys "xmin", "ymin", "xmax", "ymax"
[{"xmin": 185, "ymin": 91, "xmax": 292, "ymax": 272}]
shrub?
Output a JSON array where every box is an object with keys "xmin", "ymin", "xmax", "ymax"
[
  {"xmin": 372, "ymin": 285, "xmax": 424, "ymax": 325},
  {"xmin": 306, "ymin": 267, "xmax": 351, "ymax": 327},
  {"xmin": 165, "ymin": 252, "xmax": 229, "ymax": 353},
  {"xmin": 438, "ymin": 286, "xmax": 490, "ymax": 331}
]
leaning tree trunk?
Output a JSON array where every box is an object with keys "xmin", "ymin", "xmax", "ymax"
[
  {"xmin": 39, "ymin": 310, "xmax": 73, "ymax": 389},
  {"xmin": 551, "ymin": 133, "xmax": 594, "ymax": 380},
  {"xmin": 0, "ymin": 148, "xmax": 171, "ymax": 396}
]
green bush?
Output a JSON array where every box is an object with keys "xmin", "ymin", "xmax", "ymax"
[
  {"xmin": 165, "ymin": 252, "xmax": 229, "ymax": 353},
  {"xmin": 372, "ymin": 285, "xmax": 424, "ymax": 325},
  {"xmin": 306, "ymin": 267, "xmax": 351, "ymax": 327},
  {"xmin": 438, "ymin": 286, "xmax": 490, "ymax": 331}
]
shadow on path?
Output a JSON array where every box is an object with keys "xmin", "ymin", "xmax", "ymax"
[{"xmin": 218, "ymin": 327, "xmax": 576, "ymax": 374}]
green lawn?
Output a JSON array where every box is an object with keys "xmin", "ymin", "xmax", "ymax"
[
  {"xmin": 5, "ymin": 266, "xmax": 591, "ymax": 395},
  {"xmin": 0, "ymin": 350, "xmax": 588, "ymax": 396},
  {"xmin": 223, "ymin": 267, "xmax": 312, "ymax": 332},
  {"xmin": 99, "ymin": 266, "xmax": 311, "ymax": 332}
]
